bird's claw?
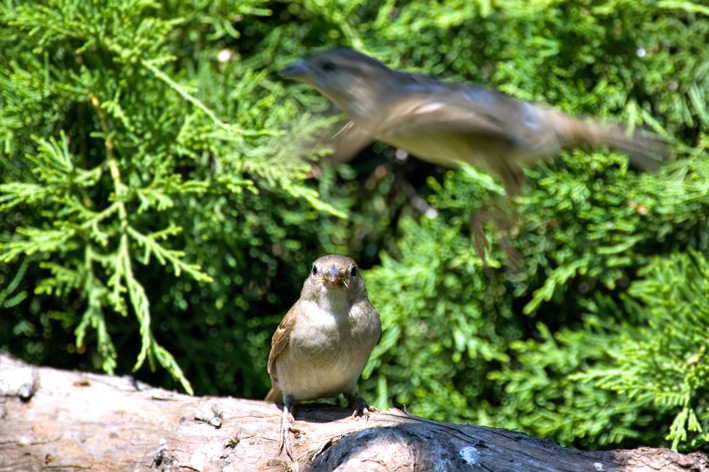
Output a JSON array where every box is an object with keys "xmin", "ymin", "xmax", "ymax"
[{"xmin": 346, "ymin": 395, "xmax": 378, "ymax": 421}]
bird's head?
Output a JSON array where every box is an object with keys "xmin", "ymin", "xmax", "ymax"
[{"xmin": 280, "ymin": 48, "xmax": 398, "ymax": 121}]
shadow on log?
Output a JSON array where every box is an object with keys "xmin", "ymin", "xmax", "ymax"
[{"xmin": 0, "ymin": 351, "xmax": 707, "ymax": 472}]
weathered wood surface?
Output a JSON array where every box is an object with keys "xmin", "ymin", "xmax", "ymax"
[{"xmin": 1, "ymin": 352, "xmax": 707, "ymax": 472}]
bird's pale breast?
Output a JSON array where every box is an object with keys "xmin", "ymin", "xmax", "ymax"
[{"xmin": 275, "ymin": 299, "xmax": 379, "ymax": 402}]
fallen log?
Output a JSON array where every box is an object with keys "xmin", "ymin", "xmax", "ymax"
[{"xmin": 0, "ymin": 352, "xmax": 706, "ymax": 472}]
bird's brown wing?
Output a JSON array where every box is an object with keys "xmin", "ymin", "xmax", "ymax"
[
  {"xmin": 329, "ymin": 120, "xmax": 375, "ymax": 163},
  {"xmin": 382, "ymin": 83, "xmax": 666, "ymax": 171},
  {"xmin": 370, "ymin": 88, "xmax": 551, "ymax": 194},
  {"xmin": 267, "ymin": 303, "xmax": 299, "ymax": 382},
  {"xmin": 374, "ymin": 307, "xmax": 382, "ymax": 346},
  {"xmin": 378, "ymin": 84, "xmax": 560, "ymax": 155},
  {"xmin": 330, "ymin": 85, "xmax": 541, "ymax": 165}
]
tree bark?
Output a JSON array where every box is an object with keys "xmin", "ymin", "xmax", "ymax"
[{"xmin": 0, "ymin": 352, "xmax": 706, "ymax": 472}]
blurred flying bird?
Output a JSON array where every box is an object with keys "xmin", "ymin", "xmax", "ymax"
[{"xmin": 280, "ymin": 48, "xmax": 668, "ymax": 197}]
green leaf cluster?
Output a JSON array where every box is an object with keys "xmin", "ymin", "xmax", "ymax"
[{"xmin": 2, "ymin": 0, "xmax": 709, "ymax": 452}]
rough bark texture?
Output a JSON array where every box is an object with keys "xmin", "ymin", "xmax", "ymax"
[{"xmin": 0, "ymin": 352, "xmax": 707, "ymax": 472}]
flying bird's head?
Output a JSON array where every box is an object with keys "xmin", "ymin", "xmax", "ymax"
[{"xmin": 280, "ymin": 48, "xmax": 400, "ymax": 121}]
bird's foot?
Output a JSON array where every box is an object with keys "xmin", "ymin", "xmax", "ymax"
[
  {"xmin": 345, "ymin": 395, "xmax": 378, "ymax": 420},
  {"xmin": 469, "ymin": 198, "xmax": 524, "ymax": 272},
  {"xmin": 278, "ymin": 399, "xmax": 303, "ymax": 463},
  {"xmin": 470, "ymin": 213, "xmax": 491, "ymax": 268}
]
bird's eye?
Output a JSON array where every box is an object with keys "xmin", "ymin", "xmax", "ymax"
[
  {"xmin": 311, "ymin": 265, "xmax": 318, "ymax": 276},
  {"xmin": 320, "ymin": 59, "xmax": 337, "ymax": 72},
  {"xmin": 350, "ymin": 266, "xmax": 358, "ymax": 278}
]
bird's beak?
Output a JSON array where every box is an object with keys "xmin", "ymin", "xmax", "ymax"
[
  {"xmin": 279, "ymin": 61, "xmax": 312, "ymax": 82},
  {"xmin": 326, "ymin": 265, "xmax": 340, "ymax": 282},
  {"xmin": 318, "ymin": 265, "xmax": 345, "ymax": 287}
]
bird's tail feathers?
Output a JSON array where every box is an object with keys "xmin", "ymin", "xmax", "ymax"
[
  {"xmin": 265, "ymin": 387, "xmax": 283, "ymax": 403},
  {"xmin": 558, "ymin": 118, "xmax": 669, "ymax": 172}
]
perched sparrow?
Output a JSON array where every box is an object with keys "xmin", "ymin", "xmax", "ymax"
[
  {"xmin": 280, "ymin": 48, "xmax": 668, "ymax": 196},
  {"xmin": 266, "ymin": 254, "xmax": 381, "ymax": 460}
]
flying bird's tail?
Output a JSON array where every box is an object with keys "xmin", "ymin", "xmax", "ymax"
[{"xmin": 553, "ymin": 114, "xmax": 669, "ymax": 172}]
